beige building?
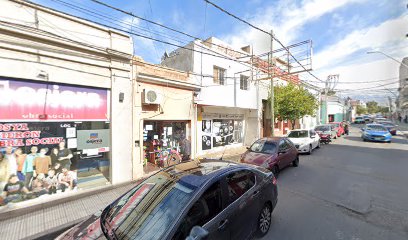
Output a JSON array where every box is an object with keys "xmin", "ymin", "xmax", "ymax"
[
  {"xmin": 132, "ymin": 57, "xmax": 200, "ymax": 172},
  {"xmin": 0, "ymin": 0, "xmax": 134, "ymax": 200}
]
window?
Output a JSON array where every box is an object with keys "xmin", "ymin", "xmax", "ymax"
[
  {"xmin": 213, "ymin": 66, "xmax": 226, "ymax": 85},
  {"xmin": 279, "ymin": 140, "xmax": 289, "ymax": 151},
  {"xmin": 249, "ymin": 140, "xmax": 277, "ymax": 154},
  {"xmin": 240, "ymin": 75, "xmax": 249, "ymax": 90},
  {"xmin": 226, "ymin": 170, "xmax": 255, "ymax": 204},
  {"xmin": 172, "ymin": 181, "xmax": 223, "ymax": 240}
]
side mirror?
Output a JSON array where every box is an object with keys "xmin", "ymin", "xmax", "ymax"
[{"xmin": 186, "ymin": 226, "xmax": 209, "ymax": 240}]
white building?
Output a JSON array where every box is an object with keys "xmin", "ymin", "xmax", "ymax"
[
  {"xmin": 0, "ymin": 0, "xmax": 135, "ymax": 197},
  {"xmin": 162, "ymin": 37, "xmax": 259, "ymax": 155}
]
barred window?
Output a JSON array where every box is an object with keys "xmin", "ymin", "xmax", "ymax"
[
  {"xmin": 213, "ymin": 66, "xmax": 226, "ymax": 85},
  {"xmin": 240, "ymin": 75, "xmax": 249, "ymax": 90}
]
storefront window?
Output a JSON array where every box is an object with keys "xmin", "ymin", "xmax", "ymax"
[
  {"xmin": 143, "ymin": 121, "xmax": 191, "ymax": 167},
  {"xmin": 0, "ymin": 78, "xmax": 110, "ymax": 208},
  {"xmin": 201, "ymin": 119, "xmax": 244, "ymax": 150}
]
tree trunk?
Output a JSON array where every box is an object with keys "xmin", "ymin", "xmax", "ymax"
[{"xmin": 291, "ymin": 119, "xmax": 296, "ymax": 130}]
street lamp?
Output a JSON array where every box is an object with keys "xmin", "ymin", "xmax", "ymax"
[{"xmin": 367, "ymin": 51, "xmax": 408, "ymax": 69}]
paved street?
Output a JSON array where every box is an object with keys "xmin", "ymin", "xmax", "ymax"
[{"xmin": 259, "ymin": 126, "xmax": 408, "ymax": 240}]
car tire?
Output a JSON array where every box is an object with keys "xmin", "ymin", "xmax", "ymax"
[
  {"xmin": 257, "ymin": 204, "xmax": 272, "ymax": 237},
  {"xmin": 292, "ymin": 156, "xmax": 299, "ymax": 167},
  {"xmin": 307, "ymin": 145, "xmax": 312, "ymax": 155},
  {"xmin": 271, "ymin": 165, "xmax": 279, "ymax": 178}
]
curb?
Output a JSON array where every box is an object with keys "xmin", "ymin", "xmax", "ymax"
[{"xmin": 0, "ymin": 179, "xmax": 139, "ymax": 221}]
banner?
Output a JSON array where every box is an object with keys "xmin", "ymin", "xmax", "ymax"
[{"xmin": 0, "ymin": 78, "xmax": 109, "ymax": 121}]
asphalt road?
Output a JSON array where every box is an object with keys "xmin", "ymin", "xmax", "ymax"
[{"xmin": 260, "ymin": 126, "xmax": 408, "ymax": 240}]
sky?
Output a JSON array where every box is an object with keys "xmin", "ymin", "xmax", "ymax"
[{"xmin": 31, "ymin": 0, "xmax": 408, "ymax": 104}]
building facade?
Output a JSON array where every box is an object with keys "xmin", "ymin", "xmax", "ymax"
[
  {"xmin": 397, "ymin": 57, "xmax": 408, "ymax": 119},
  {"xmin": 321, "ymin": 95, "xmax": 346, "ymax": 123},
  {"xmin": 0, "ymin": 0, "xmax": 133, "ymax": 209}
]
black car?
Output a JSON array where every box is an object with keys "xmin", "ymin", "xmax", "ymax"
[{"xmin": 57, "ymin": 159, "xmax": 278, "ymax": 240}]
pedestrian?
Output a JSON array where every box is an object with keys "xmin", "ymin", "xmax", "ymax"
[
  {"xmin": 0, "ymin": 152, "xmax": 10, "ymax": 196},
  {"xmin": 57, "ymin": 141, "xmax": 73, "ymax": 170},
  {"xmin": 1, "ymin": 174, "xmax": 30, "ymax": 205},
  {"xmin": 33, "ymin": 148, "xmax": 52, "ymax": 175},
  {"xmin": 22, "ymin": 146, "xmax": 38, "ymax": 190},
  {"xmin": 15, "ymin": 148, "xmax": 26, "ymax": 181}
]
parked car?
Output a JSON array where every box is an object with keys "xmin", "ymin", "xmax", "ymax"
[
  {"xmin": 287, "ymin": 129, "xmax": 320, "ymax": 153},
  {"xmin": 361, "ymin": 124, "xmax": 392, "ymax": 143},
  {"xmin": 314, "ymin": 125, "xmax": 335, "ymax": 144},
  {"xmin": 240, "ymin": 137, "xmax": 299, "ymax": 176},
  {"xmin": 363, "ymin": 115, "xmax": 372, "ymax": 123},
  {"xmin": 373, "ymin": 117, "xmax": 387, "ymax": 123},
  {"xmin": 56, "ymin": 159, "xmax": 278, "ymax": 240},
  {"xmin": 354, "ymin": 116, "xmax": 365, "ymax": 124},
  {"xmin": 329, "ymin": 122, "xmax": 345, "ymax": 137},
  {"xmin": 377, "ymin": 121, "xmax": 397, "ymax": 135}
]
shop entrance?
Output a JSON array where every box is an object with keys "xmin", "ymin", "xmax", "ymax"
[{"xmin": 143, "ymin": 120, "xmax": 191, "ymax": 168}]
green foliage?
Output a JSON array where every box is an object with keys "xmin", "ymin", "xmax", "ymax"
[
  {"xmin": 271, "ymin": 83, "xmax": 319, "ymax": 129},
  {"xmin": 356, "ymin": 105, "xmax": 367, "ymax": 115},
  {"xmin": 366, "ymin": 101, "xmax": 379, "ymax": 114}
]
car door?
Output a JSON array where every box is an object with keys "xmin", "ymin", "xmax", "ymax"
[
  {"xmin": 277, "ymin": 140, "xmax": 291, "ymax": 168},
  {"xmin": 309, "ymin": 130, "xmax": 318, "ymax": 148},
  {"xmin": 171, "ymin": 180, "xmax": 229, "ymax": 240},
  {"xmin": 284, "ymin": 139, "xmax": 297, "ymax": 161},
  {"xmin": 223, "ymin": 170, "xmax": 258, "ymax": 240}
]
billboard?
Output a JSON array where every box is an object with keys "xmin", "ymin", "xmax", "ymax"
[{"xmin": 0, "ymin": 78, "xmax": 109, "ymax": 121}]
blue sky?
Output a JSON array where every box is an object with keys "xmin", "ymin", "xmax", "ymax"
[{"xmin": 32, "ymin": 0, "xmax": 407, "ymax": 102}]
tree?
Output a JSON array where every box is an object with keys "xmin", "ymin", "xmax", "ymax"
[
  {"xmin": 366, "ymin": 101, "xmax": 379, "ymax": 114},
  {"xmin": 271, "ymin": 83, "xmax": 319, "ymax": 129},
  {"xmin": 356, "ymin": 105, "xmax": 367, "ymax": 115}
]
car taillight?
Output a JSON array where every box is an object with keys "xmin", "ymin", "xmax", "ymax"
[{"xmin": 272, "ymin": 176, "xmax": 277, "ymax": 185}]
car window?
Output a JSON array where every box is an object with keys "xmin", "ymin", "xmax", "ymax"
[
  {"xmin": 226, "ymin": 170, "xmax": 256, "ymax": 204},
  {"xmin": 279, "ymin": 140, "xmax": 290, "ymax": 151},
  {"xmin": 172, "ymin": 181, "xmax": 223, "ymax": 240},
  {"xmin": 284, "ymin": 139, "xmax": 294, "ymax": 147},
  {"xmin": 288, "ymin": 130, "xmax": 308, "ymax": 138}
]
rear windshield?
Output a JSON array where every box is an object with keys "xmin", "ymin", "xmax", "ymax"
[
  {"xmin": 250, "ymin": 140, "xmax": 277, "ymax": 154},
  {"xmin": 288, "ymin": 130, "xmax": 308, "ymax": 138},
  {"xmin": 366, "ymin": 125, "xmax": 387, "ymax": 131},
  {"xmin": 315, "ymin": 126, "xmax": 330, "ymax": 131}
]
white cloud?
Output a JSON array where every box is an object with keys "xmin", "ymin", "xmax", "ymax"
[
  {"xmin": 314, "ymin": 14, "xmax": 408, "ymax": 70},
  {"xmin": 222, "ymin": 0, "xmax": 363, "ymax": 53}
]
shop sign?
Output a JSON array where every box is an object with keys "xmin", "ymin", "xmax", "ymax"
[
  {"xmin": 202, "ymin": 113, "xmax": 244, "ymax": 120},
  {"xmin": 77, "ymin": 129, "xmax": 110, "ymax": 150},
  {"xmin": 0, "ymin": 123, "xmax": 63, "ymax": 147},
  {"xmin": 0, "ymin": 78, "xmax": 109, "ymax": 121}
]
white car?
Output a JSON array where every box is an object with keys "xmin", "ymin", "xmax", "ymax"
[{"xmin": 287, "ymin": 129, "xmax": 320, "ymax": 154}]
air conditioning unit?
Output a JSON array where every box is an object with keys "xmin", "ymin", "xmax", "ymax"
[{"xmin": 142, "ymin": 89, "xmax": 162, "ymax": 104}]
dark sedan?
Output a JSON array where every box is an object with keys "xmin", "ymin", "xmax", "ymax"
[
  {"xmin": 56, "ymin": 159, "xmax": 278, "ymax": 240},
  {"xmin": 240, "ymin": 137, "xmax": 299, "ymax": 176}
]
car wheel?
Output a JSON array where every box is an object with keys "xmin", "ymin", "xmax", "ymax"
[
  {"xmin": 271, "ymin": 165, "xmax": 279, "ymax": 178},
  {"xmin": 307, "ymin": 145, "xmax": 312, "ymax": 155},
  {"xmin": 257, "ymin": 204, "xmax": 272, "ymax": 237},
  {"xmin": 292, "ymin": 156, "xmax": 299, "ymax": 167}
]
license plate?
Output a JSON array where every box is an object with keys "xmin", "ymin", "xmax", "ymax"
[{"xmin": 374, "ymin": 137, "xmax": 383, "ymax": 140}]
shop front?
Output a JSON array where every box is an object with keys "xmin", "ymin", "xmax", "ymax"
[
  {"xmin": 198, "ymin": 107, "xmax": 246, "ymax": 155},
  {"xmin": 0, "ymin": 77, "xmax": 111, "ymax": 206}
]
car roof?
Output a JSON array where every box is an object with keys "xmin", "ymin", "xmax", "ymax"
[
  {"xmin": 157, "ymin": 159, "xmax": 244, "ymax": 189},
  {"xmin": 257, "ymin": 137, "xmax": 285, "ymax": 142}
]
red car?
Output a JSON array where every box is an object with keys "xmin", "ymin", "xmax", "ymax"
[
  {"xmin": 329, "ymin": 122, "xmax": 345, "ymax": 138},
  {"xmin": 240, "ymin": 137, "xmax": 299, "ymax": 176}
]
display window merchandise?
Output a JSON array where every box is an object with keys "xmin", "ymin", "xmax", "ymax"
[
  {"xmin": 0, "ymin": 78, "xmax": 111, "ymax": 208},
  {"xmin": 143, "ymin": 121, "xmax": 191, "ymax": 168},
  {"xmin": 201, "ymin": 119, "xmax": 243, "ymax": 151}
]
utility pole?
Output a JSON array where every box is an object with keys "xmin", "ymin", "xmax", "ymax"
[
  {"xmin": 324, "ymin": 79, "xmax": 328, "ymax": 124},
  {"xmin": 269, "ymin": 30, "xmax": 275, "ymax": 136}
]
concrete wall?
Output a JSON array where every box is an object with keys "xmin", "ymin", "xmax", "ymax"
[{"xmin": 0, "ymin": 0, "xmax": 134, "ymax": 184}]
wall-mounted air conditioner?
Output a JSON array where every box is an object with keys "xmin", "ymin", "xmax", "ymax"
[{"xmin": 142, "ymin": 89, "xmax": 162, "ymax": 104}]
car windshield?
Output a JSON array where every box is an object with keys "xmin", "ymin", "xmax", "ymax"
[
  {"xmin": 288, "ymin": 130, "xmax": 308, "ymax": 138},
  {"xmin": 378, "ymin": 122, "xmax": 394, "ymax": 126},
  {"xmin": 315, "ymin": 126, "xmax": 330, "ymax": 131},
  {"xmin": 366, "ymin": 125, "xmax": 387, "ymax": 131},
  {"xmin": 250, "ymin": 140, "xmax": 277, "ymax": 154},
  {"xmin": 100, "ymin": 172, "xmax": 196, "ymax": 240}
]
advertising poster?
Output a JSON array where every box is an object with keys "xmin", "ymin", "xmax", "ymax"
[
  {"xmin": 77, "ymin": 129, "xmax": 110, "ymax": 150},
  {"xmin": 201, "ymin": 120, "xmax": 212, "ymax": 150}
]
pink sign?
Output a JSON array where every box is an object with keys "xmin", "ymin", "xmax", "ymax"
[{"xmin": 0, "ymin": 78, "xmax": 109, "ymax": 121}]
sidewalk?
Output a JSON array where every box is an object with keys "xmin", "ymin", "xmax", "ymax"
[
  {"xmin": 0, "ymin": 182, "xmax": 137, "ymax": 240},
  {"xmin": 394, "ymin": 121, "xmax": 408, "ymax": 138}
]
